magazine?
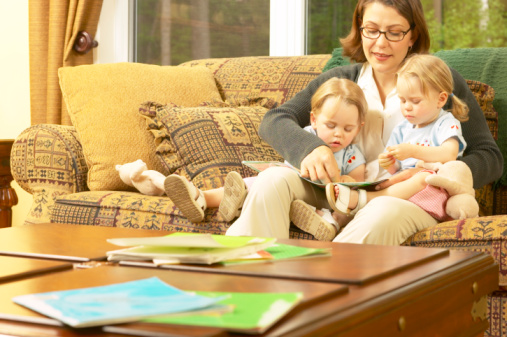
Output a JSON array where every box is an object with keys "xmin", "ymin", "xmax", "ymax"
[
  {"xmin": 12, "ymin": 277, "xmax": 226, "ymax": 328},
  {"xmin": 242, "ymin": 161, "xmax": 387, "ymax": 190}
]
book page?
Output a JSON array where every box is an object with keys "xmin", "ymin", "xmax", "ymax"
[{"xmin": 242, "ymin": 160, "xmax": 387, "ymax": 190}]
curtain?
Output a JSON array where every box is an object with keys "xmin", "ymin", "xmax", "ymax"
[{"xmin": 29, "ymin": 0, "xmax": 103, "ymax": 125}]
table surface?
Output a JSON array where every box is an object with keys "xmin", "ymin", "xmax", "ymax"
[{"xmin": 0, "ymin": 224, "xmax": 499, "ymax": 337}]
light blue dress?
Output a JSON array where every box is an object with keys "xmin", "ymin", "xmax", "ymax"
[{"xmin": 386, "ymin": 109, "xmax": 467, "ymax": 170}]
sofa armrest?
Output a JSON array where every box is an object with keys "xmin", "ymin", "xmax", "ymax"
[{"xmin": 11, "ymin": 124, "xmax": 89, "ymax": 224}]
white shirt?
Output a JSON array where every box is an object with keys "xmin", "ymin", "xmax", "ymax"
[{"xmin": 356, "ymin": 63, "xmax": 404, "ymax": 181}]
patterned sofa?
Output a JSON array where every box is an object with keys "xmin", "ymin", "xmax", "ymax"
[{"xmin": 11, "ymin": 48, "xmax": 507, "ymax": 336}]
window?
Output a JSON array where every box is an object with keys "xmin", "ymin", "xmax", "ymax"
[
  {"xmin": 96, "ymin": 0, "xmax": 506, "ymax": 65},
  {"xmin": 135, "ymin": 0, "xmax": 270, "ymax": 65}
]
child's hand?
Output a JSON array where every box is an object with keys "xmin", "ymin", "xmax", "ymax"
[
  {"xmin": 378, "ymin": 152, "xmax": 395, "ymax": 170},
  {"xmin": 386, "ymin": 144, "xmax": 414, "ymax": 161}
]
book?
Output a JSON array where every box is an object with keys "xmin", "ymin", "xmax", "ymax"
[
  {"xmin": 221, "ymin": 243, "xmax": 331, "ymax": 266},
  {"xmin": 12, "ymin": 277, "xmax": 225, "ymax": 328},
  {"xmin": 139, "ymin": 291, "xmax": 304, "ymax": 334},
  {"xmin": 242, "ymin": 160, "xmax": 387, "ymax": 190},
  {"xmin": 106, "ymin": 233, "xmax": 277, "ymax": 265}
]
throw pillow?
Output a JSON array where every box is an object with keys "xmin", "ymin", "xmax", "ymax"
[
  {"xmin": 59, "ymin": 63, "xmax": 223, "ymax": 191},
  {"xmin": 139, "ymin": 102, "xmax": 283, "ymax": 190}
]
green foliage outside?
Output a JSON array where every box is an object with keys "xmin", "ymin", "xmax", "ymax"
[
  {"xmin": 421, "ymin": 0, "xmax": 507, "ymax": 52},
  {"xmin": 136, "ymin": 0, "xmax": 269, "ymax": 65},
  {"xmin": 307, "ymin": 0, "xmax": 507, "ymax": 54},
  {"xmin": 136, "ymin": 0, "xmax": 507, "ymax": 65}
]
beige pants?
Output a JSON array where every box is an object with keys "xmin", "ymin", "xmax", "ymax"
[{"xmin": 225, "ymin": 167, "xmax": 438, "ymax": 245}]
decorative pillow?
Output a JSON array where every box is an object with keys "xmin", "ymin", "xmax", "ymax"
[
  {"xmin": 139, "ymin": 102, "xmax": 283, "ymax": 190},
  {"xmin": 59, "ymin": 63, "xmax": 223, "ymax": 191}
]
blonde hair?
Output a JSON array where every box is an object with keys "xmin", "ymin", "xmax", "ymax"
[
  {"xmin": 397, "ymin": 54, "xmax": 469, "ymax": 121},
  {"xmin": 311, "ymin": 78, "xmax": 368, "ymax": 125}
]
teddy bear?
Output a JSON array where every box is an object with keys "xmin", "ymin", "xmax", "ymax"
[
  {"xmin": 419, "ymin": 160, "xmax": 479, "ymax": 220},
  {"xmin": 115, "ymin": 159, "xmax": 166, "ymax": 196}
]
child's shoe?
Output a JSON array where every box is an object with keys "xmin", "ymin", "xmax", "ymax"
[
  {"xmin": 218, "ymin": 171, "xmax": 248, "ymax": 222},
  {"xmin": 164, "ymin": 174, "xmax": 207, "ymax": 223},
  {"xmin": 289, "ymin": 200, "xmax": 338, "ymax": 241}
]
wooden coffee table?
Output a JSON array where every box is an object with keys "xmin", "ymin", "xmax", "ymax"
[{"xmin": 0, "ymin": 224, "xmax": 498, "ymax": 337}]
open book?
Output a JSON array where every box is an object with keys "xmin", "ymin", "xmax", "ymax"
[
  {"xmin": 106, "ymin": 233, "xmax": 277, "ymax": 265},
  {"xmin": 242, "ymin": 160, "xmax": 387, "ymax": 190}
]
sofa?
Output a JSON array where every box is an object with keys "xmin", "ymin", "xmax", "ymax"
[{"xmin": 10, "ymin": 47, "xmax": 507, "ymax": 336}]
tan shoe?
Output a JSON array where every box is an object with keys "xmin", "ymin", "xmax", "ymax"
[
  {"xmin": 325, "ymin": 183, "xmax": 367, "ymax": 216},
  {"xmin": 289, "ymin": 200, "xmax": 337, "ymax": 241},
  {"xmin": 218, "ymin": 171, "xmax": 248, "ymax": 222},
  {"xmin": 164, "ymin": 174, "xmax": 207, "ymax": 223}
]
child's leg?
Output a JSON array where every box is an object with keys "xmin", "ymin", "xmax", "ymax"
[
  {"xmin": 202, "ymin": 188, "xmax": 224, "ymax": 208},
  {"xmin": 366, "ymin": 171, "xmax": 432, "ymax": 201},
  {"xmin": 328, "ymin": 172, "xmax": 431, "ymax": 214},
  {"xmin": 165, "ymin": 172, "xmax": 249, "ymax": 223}
]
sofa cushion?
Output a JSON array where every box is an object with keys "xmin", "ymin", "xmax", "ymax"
[
  {"xmin": 139, "ymin": 102, "xmax": 283, "ymax": 190},
  {"xmin": 50, "ymin": 190, "xmax": 316, "ymax": 240},
  {"xmin": 179, "ymin": 55, "xmax": 332, "ymax": 107},
  {"xmin": 403, "ymin": 214, "xmax": 507, "ymax": 286},
  {"xmin": 58, "ymin": 63, "xmax": 223, "ymax": 191}
]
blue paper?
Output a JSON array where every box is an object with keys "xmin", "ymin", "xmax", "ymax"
[{"xmin": 12, "ymin": 277, "xmax": 223, "ymax": 328}]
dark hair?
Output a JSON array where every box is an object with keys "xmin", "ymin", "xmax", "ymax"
[{"xmin": 340, "ymin": 0, "xmax": 430, "ymax": 63}]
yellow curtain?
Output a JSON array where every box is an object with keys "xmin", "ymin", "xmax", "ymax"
[{"xmin": 29, "ymin": 0, "xmax": 103, "ymax": 125}]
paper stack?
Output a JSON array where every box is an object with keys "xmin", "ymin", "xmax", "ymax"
[{"xmin": 106, "ymin": 233, "xmax": 277, "ymax": 265}]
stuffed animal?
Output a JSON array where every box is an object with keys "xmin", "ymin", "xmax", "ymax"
[
  {"xmin": 420, "ymin": 161, "xmax": 479, "ymax": 220},
  {"xmin": 115, "ymin": 159, "xmax": 166, "ymax": 196}
]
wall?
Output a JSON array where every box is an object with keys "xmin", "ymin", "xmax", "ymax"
[
  {"xmin": 0, "ymin": 1, "xmax": 32, "ymax": 227},
  {"xmin": 0, "ymin": 1, "xmax": 117, "ymax": 227}
]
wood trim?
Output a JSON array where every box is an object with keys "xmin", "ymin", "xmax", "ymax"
[{"xmin": 0, "ymin": 140, "xmax": 17, "ymax": 228}]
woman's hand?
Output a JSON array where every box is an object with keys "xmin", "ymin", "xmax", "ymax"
[
  {"xmin": 300, "ymin": 146, "xmax": 341, "ymax": 184},
  {"xmin": 375, "ymin": 167, "xmax": 423, "ymax": 190}
]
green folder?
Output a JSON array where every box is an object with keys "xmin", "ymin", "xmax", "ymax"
[
  {"xmin": 221, "ymin": 243, "xmax": 331, "ymax": 266},
  {"xmin": 143, "ymin": 291, "xmax": 303, "ymax": 334}
]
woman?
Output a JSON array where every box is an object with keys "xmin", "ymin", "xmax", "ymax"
[{"xmin": 225, "ymin": 0, "xmax": 503, "ymax": 245}]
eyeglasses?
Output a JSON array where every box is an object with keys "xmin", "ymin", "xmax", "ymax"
[{"xmin": 360, "ymin": 27, "xmax": 413, "ymax": 42}]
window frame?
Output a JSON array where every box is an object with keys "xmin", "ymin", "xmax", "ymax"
[{"xmin": 95, "ymin": 0, "xmax": 307, "ymax": 64}]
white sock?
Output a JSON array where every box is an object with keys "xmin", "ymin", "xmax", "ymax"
[{"xmin": 318, "ymin": 208, "xmax": 340, "ymax": 231}]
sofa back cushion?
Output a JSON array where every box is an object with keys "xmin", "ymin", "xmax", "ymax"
[
  {"xmin": 59, "ymin": 63, "xmax": 223, "ymax": 191},
  {"xmin": 179, "ymin": 55, "xmax": 331, "ymax": 107},
  {"xmin": 139, "ymin": 101, "xmax": 283, "ymax": 190}
]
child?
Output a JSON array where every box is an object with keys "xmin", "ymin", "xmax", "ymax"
[
  {"xmin": 326, "ymin": 54, "xmax": 468, "ymax": 221},
  {"xmin": 164, "ymin": 78, "xmax": 368, "ymax": 240}
]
